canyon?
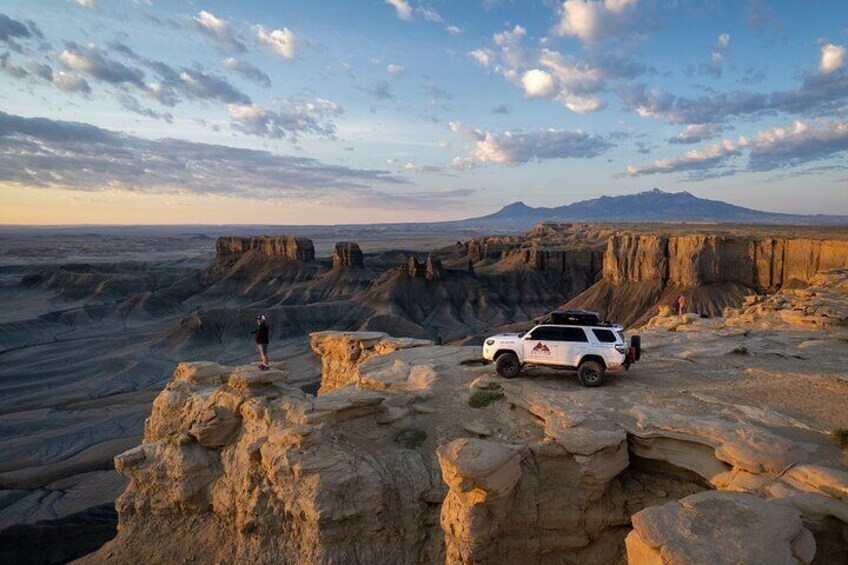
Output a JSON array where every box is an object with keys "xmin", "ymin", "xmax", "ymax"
[{"xmin": 1, "ymin": 222, "xmax": 847, "ymax": 563}]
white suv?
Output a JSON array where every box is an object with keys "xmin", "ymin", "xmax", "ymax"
[{"xmin": 482, "ymin": 311, "xmax": 640, "ymax": 387}]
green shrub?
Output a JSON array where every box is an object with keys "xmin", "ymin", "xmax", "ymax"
[
  {"xmin": 832, "ymin": 428, "xmax": 848, "ymax": 451},
  {"xmin": 729, "ymin": 346, "xmax": 749, "ymax": 355},
  {"xmin": 394, "ymin": 428, "xmax": 427, "ymax": 449},
  {"xmin": 468, "ymin": 390, "xmax": 504, "ymax": 408}
]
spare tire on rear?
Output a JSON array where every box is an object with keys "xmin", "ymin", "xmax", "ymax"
[
  {"xmin": 630, "ymin": 335, "xmax": 641, "ymax": 361},
  {"xmin": 495, "ymin": 352, "xmax": 521, "ymax": 379}
]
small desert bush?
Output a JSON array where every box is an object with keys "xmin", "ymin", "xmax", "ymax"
[
  {"xmin": 468, "ymin": 390, "xmax": 504, "ymax": 408},
  {"xmin": 395, "ymin": 428, "xmax": 427, "ymax": 449},
  {"xmin": 729, "ymin": 346, "xmax": 749, "ymax": 355},
  {"xmin": 832, "ymin": 428, "xmax": 848, "ymax": 451}
]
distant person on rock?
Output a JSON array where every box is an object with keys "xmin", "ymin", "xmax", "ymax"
[
  {"xmin": 677, "ymin": 294, "xmax": 687, "ymax": 316},
  {"xmin": 252, "ymin": 315, "xmax": 270, "ymax": 370}
]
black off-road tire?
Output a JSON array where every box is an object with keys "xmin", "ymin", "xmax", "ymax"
[
  {"xmin": 577, "ymin": 360, "xmax": 605, "ymax": 387},
  {"xmin": 495, "ymin": 352, "xmax": 521, "ymax": 379}
]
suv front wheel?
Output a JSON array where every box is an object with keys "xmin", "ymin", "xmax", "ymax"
[
  {"xmin": 495, "ymin": 352, "xmax": 522, "ymax": 379},
  {"xmin": 577, "ymin": 360, "xmax": 605, "ymax": 387}
]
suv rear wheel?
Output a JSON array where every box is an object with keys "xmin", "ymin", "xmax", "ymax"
[
  {"xmin": 495, "ymin": 352, "xmax": 521, "ymax": 379},
  {"xmin": 577, "ymin": 360, "xmax": 605, "ymax": 387}
]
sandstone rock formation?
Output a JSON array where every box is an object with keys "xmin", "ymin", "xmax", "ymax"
[
  {"xmin": 625, "ymin": 492, "xmax": 816, "ymax": 564},
  {"xmin": 309, "ymin": 331, "xmax": 432, "ymax": 393},
  {"xmin": 604, "ymin": 234, "xmax": 848, "ymax": 290},
  {"xmin": 83, "ymin": 270, "xmax": 848, "ymax": 564},
  {"xmin": 566, "ymin": 232, "xmax": 848, "ymax": 326},
  {"xmin": 642, "ymin": 269, "xmax": 848, "ymax": 332},
  {"xmin": 425, "ymin": 255, "xmax": 442, "ymax": 280},
  {"xmin": 332, "ymin": 241, "xmax": 364, "ymax": 269},
  {"xmin": 215, "ymin": 235, "xmax": 315, "ymax": 263}
]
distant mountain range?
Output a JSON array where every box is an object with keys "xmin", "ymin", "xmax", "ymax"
[{"xmin": 452, "ymin": 189, "xmax": 848, "ymax": 229}]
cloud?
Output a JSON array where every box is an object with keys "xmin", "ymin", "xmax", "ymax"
[
  {"xmin": 820, "ymin": 43, "xmax": 845, "ymax": 74},
  {"xmin": 618, "ymin": 64, "xmax": 848, "ymax": 125},
  {"xmin": 0, "ymin": 13, "xmax": 43, "ymax": 52},
  {"xmin": 492, "ymin": 104, "xmax": 511, "ymax": 114},
  {"xmin": 387, "ymin": 63, "xmax": 405, "ymax": 74},
  {"xmin": 421, "ymin": 82, "xmax": 451, "ymax": 100},
  {"xmin": 533, "ymin": 49, "xmax": 605, "ymax": 112},
  {"xmin": 221, "ymin": 57, "xmax": 271, "ymax": 87},
  {"xmin": 117, "ymin": 94, "xmax": 174, "ymax": 122},
  {"xmin": 627, "ymin": 138, "xmax": 746, "ymax": 177},
  {"xmin": 365, "ymin": 80, "xmax": 393, "ymax": 100},
  {"xmin": 627, "ymin": 119, "xmax": 848, "ymax": 177},
  {"xmin": 1, "ymin": 52, "xmax": 91, "ymax": 93},
  {"xmin": 469, "ymin": 49, "xmax": 495, "ymax": 67},
  {"xmin": 228, "ymin": 98, "xmax": 342, "ymax": 141},
  {"xmin": 668, "ymin": 123, "xmax": 721, "ymax": 145},
  {"xmin": 71, "ymin": 0, "xmax": 96, "ymax": 7},
  {"xmin": 385, "ymin": 0, "xmax": 413, "ymax": 21},
  {"xmin": 446, "ymin": 25, "xmax": 463, "ymax": 35},
  {"xmin": 193, "ymin": 11, "xmax": 246, "ymax": 54},
  {"xmin": 748, "ymin": 120, "xmax": 848, "ymax": 171},
  {"xmin": 473, "ymin": 25, "xmax": 610, "ymax": 114},
  {"xmin": 255, "ymin": 25, "xmax": 296, "ymax": 60},
  {"xmin": 556, "ymin": 0, "xmax": 642, "ymax": 47},
  {"xmin": 0, "ymin": 15, "xmax": 29, "ymax": 43},
  {"xmin": 448, "ymin": 122, "xmax": 613, "ymax": 167},
  {"xmin": 177, "ymin": 68, "xmax": 251, "ymax": 104},
  {"xmin": 703, "ymin": 33, "xmax": 730, "ymax": 78},
  {"xmin": 493, "ymin": 24, "xmax": 530, "ymax": 68},
  {"xmin": 521, "ymin": 69, "xmax": 557, "ymax": 98},
  {"xmin": 397, "ymin": 161, "xmax": 445, "ymax": 174},
  {"xmin": 417, "ymin": 7, "xmax": 441, "ymax": 22},
  {"xmin": 59, "ymin": 41, "xmax": 146, "ymax": 87},
  {"xmin": 60, "ymin": 42, "xmax": 251, "ymax": 108},
  {"xmin": 0, "ymin": 111, "xmax": 415, "ymax": 207}
]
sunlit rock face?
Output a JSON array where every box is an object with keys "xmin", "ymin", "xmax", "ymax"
[
  {"xmin": 565, "ymin": 234, "xmax": 848, "ymax": 326},
  {"xmin": 626, "ymin": 492, "xmax": 817, "ymax": 565},
  {"xmin": 603, "ymin": 234, "xmax": 848, "ymax": 290},
  {"xmin": 331, "ymin": 241, "xmax": 364, "ymax": 269}
]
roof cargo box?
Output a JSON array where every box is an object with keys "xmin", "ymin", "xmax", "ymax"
[{"xmin": 548, "ymin": 310, "xmax": 601, "ymax": 326}]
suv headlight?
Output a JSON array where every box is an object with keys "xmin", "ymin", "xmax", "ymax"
[{"xmin": 485, "ymin": 339, "xmax": 495, "ymax": 346}]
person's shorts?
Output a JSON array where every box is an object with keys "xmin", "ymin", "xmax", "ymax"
[{"xmin": 257, "ymin": 343, "xmax": 268, "ymax": 355}]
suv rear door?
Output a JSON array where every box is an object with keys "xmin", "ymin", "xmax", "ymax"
[
  {"xmin": 557, "ymin": 327, "xmax": 589, "ymax": 367},
  {"xmin": 523, "ymin": 326, "xmax": 561, "ymax": 365}
]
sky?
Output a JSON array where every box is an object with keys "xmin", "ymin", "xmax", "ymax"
[{"xmin": 0, "ymin": 0, "xmax": 846, "ymax": 225}]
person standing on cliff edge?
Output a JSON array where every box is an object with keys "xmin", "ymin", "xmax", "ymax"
[
  {"xmin": 252, "ymin": 315, "xmax": 270, "ymax": 370},
  {"xmin": 677, "ymin": 294, "xmax": 687, "ymax": 316}
]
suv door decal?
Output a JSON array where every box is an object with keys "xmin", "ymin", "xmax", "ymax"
[{"xmin": 524, "ymin": 327, "xmax": 559, "ymax": 364}]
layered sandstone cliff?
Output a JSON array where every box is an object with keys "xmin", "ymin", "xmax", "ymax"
[
  {"xmin": 215, "ymin": 235, "xmax": 316, "ymax": 263},
  {"xmin": 331, "ymin": 241, "xmax": 364, "ymax": 269},
  {"xmin": 565, "ymin": 233, "xmax": 848, "ymax": 326},
  {"xmin": 604, "ymin": 234, "xmax": 848, "ymax": 291},
  {"xmin": 465, "ymin": 224, "xmax": 607, "ymax": 280}
]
